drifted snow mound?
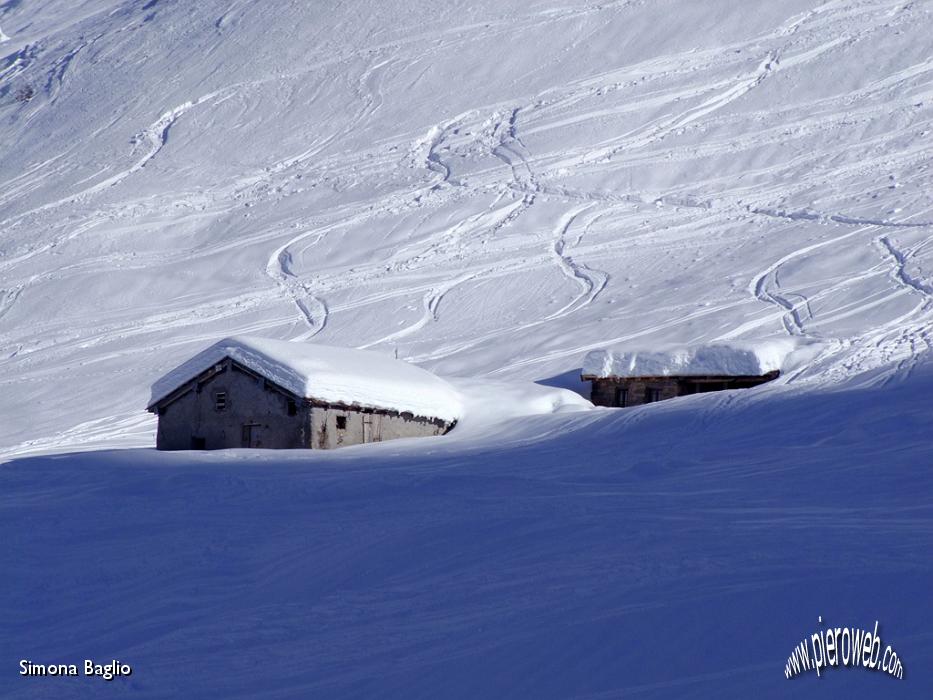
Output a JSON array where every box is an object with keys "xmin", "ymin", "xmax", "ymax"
[
  {"xmin": 150, "ymin": 336, "xmax": 463, "ymax": 422},
  {"xmin": 582, "ymin": 339, "xmax": 816, "ymax": 378},
  {"xmin": 449, "ymin": 377, "xmax": 592, "ymax": 433}
]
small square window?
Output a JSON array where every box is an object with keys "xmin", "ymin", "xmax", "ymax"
[
  {"xmin": 335, "ymin": 416, "xmax": 347, "ymax": 430},
  {"xmin": 215, "ymin": 392, "xmax": 227, "ymax": 411},
  {"xmin": 286, "ymin": 399, "xmax": 297, "ymax": 416},
  {"xmin": 645, "ymin": 387, "xmax": 662, "ymax": 403}
]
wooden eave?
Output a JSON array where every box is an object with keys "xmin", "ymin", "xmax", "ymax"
[{"xmin": 147, "ymin": 357, "xmax": 303, "ymax": 413}]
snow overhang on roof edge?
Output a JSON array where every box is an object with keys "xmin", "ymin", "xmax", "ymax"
[{"xmin": 148, "ymin": 336, "xmax": 462, "ymax": 422}]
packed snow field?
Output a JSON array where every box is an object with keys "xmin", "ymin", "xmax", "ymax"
[
  {"xmin": 4, "ymin": 369, "xmax": 933, "ymax": 698},
  {"xmin": 2, "ymin": 0, "xmax": 932, "ymax": 696}
]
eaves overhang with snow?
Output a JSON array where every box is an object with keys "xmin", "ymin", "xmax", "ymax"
[
  {"xmin": 147, "ymin": 336, "xmax": 461, "ymax": 423},
  {"xmin": 581, "ymin": 339, "xmax": 802, "ymax": 380}
]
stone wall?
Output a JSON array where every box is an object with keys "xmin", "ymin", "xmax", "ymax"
[
  {"xmin": 155, "ymin": 360, "xmax": 310, "ymax": 450},
  {"xmin": 588, "ymin": 372, "xmax": 779, "ymax": 407},
  {"xmin": 589, "ymin": 377, "xmax": 681, "ymax": 407},
  {"xmin": 311, "ymin": 407, "xmax": 449, "ymax": 449}
]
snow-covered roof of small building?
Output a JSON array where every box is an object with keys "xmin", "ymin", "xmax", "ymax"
[
  {"xmin": 149, "ymin": 336, "xmax": 461, "ymax": 422},
  {"xmin": 581, "ymin": 339, "xmax": 799, "ymax": 379}
]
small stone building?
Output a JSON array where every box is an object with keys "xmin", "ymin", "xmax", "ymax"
[
  {"xmin": 581, "ymin": 342, "xmax": 787, "ymax": 408},
  {"xmin": 147, "ymin": 336, "xmax": 458, "ymax": 450}
]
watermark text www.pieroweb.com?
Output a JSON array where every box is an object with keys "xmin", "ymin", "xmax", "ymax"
[{"xmin": 785, "ymin": 617, "xmax": 904, "ymax": 679}]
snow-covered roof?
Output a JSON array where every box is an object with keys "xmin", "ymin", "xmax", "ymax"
[
  {"xmin": 149, "ymin": 336, "xmax": 461, "ymax": 422},
  {"xmin": 581, "ymin": 340, "xmax": 799, "ymax": 379}
]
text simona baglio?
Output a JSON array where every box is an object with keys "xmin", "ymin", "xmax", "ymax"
[{"xmin": 20, "ymin": 659, "xmax": 132, "ymax": 681}]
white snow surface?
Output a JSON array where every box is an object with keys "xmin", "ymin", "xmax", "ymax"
[
  {"xmin": 2, "ymin": 0, "xmax": 933, "ymax": 457},
  {"xmin": 448, "ymin": 376, "xmax": 592, "ymax": 432},
  {"xmin": 581, "ymin": 338, "xmax": 802, "ymax": 378},
  {"xmin": 149, "ymin": 336, "xmax": 463, "ymax": 422},
  {"xmin": 4, "ymin": 366, "xmax": 933, "ymax": 699},
  {"xmin": 2, "ymin": 1, "xmax": 933, "ymax": 696}
]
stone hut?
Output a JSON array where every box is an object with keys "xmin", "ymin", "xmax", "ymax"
[
  {"xmin": 147, "ymin": 336, "xmax": 459, "ymax": 450},
  {"xmin": 581, "ymin": 341, "xmax": 790, "ymax": 408}
]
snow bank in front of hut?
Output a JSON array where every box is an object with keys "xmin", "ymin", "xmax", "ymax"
[
  {"xmin": 448, "ymin": 377, "xmax": 593, "ymax": 433},
  {"xmin": 582, "ymin": 339, "xmax": 814, "ymax": 379},
  {"xmin": 149, "ymin": 336, "xmax": 463, "ymax": 422}
]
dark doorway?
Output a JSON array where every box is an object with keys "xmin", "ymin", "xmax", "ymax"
[{"xmin": 241, "ymin": 423, "xmax": 262, "ymax": 448}]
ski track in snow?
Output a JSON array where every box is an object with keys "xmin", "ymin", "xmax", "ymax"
[
  {"xmin": 263, "ymin": 218, "xmax": 347, "ymax": 341},
  {"xmin": 5, "ymin": 6, "xmax": 933, "ymax": 697},
  {"xmin": 871, "ymin": 234, "xmax": 933, "ymax": 381},
  {"xmin": 546, "ymin": 203, "xmax": 609, "ymax": 321},
  {"xmin": 0, "ymin": 90, "xmax": 227, "ymax": 244},
  {"xmin": 877, "ymin": 234, "xmax": 933, "ymax": 298},
  {"xmin": 84, "ymin": 94, "xmax": 221, "ymax": 196},
  {"xmin": 2, "ymin": 0, "xmax": 933, "ymax": 453}
]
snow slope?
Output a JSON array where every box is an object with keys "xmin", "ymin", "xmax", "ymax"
[
  {"xmin": 2, "ymin": 0, "xmax": 933, "ymax": 696},
  {"xmin": 1, "ymin": 0, "xmax": 932, "ymax": 456}
]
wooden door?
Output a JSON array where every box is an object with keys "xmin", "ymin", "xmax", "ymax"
[
  {"xmin": 362, "ymin": 414, "xmax": 383, "ymax": 443},
  {"xmin": 241, "ymin": 422, "xmax": 262, "ymax": 448}
]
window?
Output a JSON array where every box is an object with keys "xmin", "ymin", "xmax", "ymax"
[
  {"xmin": 335, "ymin": 415, "xmax": 347, "ymax": 430},
  {"xmin": 286, "ymin": 398, "xmax": 297, "ymax": 416},
  {"xmin": 614, "ymin": 387, "xmax": 628, "ymax": 407},
  {"xmin": 214, "ymin": 391, "xmax": 227, "ymax": 411},
  {"xmin": 645, "ymin": 387, "xmax": 662, "ymax": 403},
  {"xmin": 191, "ymin": 436, "xmax": 206, "ymax": 450}
]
